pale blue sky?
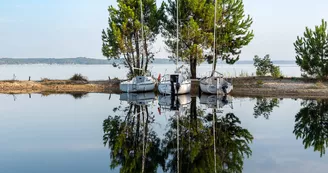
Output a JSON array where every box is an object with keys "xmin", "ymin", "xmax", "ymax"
[{"xmin": 1, "ymin": 0, "xmax": 328, "ymax": 60}]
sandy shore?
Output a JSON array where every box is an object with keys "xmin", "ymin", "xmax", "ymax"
[{"xmin": 0, "ymin": 77, "xmax": 327, "ymax": 98}]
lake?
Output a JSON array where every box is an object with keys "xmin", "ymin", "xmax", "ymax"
[
  {"xmin": 0, "ymin": 63, "xmax": 301, "ymax": 80},
  {"xmin": 0, "ymin": 93, "xmax": 327, "ymax": 173}
]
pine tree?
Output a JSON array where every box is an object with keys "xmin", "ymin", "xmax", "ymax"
[
  {"xmin": 162, "ymin": 0, "xmax": 253, "ymax": 79},
  {"xmin": 294, "ymin": 19, "xmax": 328, "ymax": 78}
]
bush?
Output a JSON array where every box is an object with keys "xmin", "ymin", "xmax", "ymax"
[{"xmin": 69, "ymin": 74, "xmax": 88, "ymax": 81}]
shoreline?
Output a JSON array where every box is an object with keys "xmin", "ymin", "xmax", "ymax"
[{"xmin": 0, "ymin": 77, "xmax": 328, "ymax": 99}]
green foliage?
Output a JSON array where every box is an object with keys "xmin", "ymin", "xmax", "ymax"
[
  {"xmin": 162, "ymin": 0, "xmax": 253, "ymax": 79},
  {"xmin": 102, "ymin": 0, "xmax": 164, "ymax": 78},
  {"xmin": 294, "ymin": 99, "xmax": 328, "ymax": 157},
  {"xmin": 69, "ymin": 73, "xmax": 88, "ymax": 81},
  {"xmin": 294, "ymin": 19, "xmax": 328, "ymax": 78},
  {"xmin": 253, "ymin": 54, "xmax": 281, "ymax": 77},
  {"xmin": 270, "ymin": 66, "xmax": 282, "ymax": 78}
]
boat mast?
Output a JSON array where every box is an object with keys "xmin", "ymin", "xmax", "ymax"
[
  {"xmin": 176, "ymin": 0, "xmax": 179, "ymax": 71},
  {"xmin": 140, "ymin": 0, "xmax": 146, "ymax": 74},
  {"xmin": 211, "ymin": 0, "xmax": 217, "ymax": 77}
]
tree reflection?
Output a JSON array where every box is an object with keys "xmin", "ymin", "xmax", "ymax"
[
  {"xmin": 163, "ymin": 97, "xmax": 253, "ymax": 173},
  {"xmin": 103, "ymin": 102, "xmax": 165, "ymax": 173},
  {"xmin": 294, "ymin": 99, "xmax": 328, "ymax": 157},
  {"xmin": 253, "ymin": 97, "xmax": 279, "ymax": 119}
]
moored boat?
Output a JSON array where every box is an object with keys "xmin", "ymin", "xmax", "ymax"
[{"xmin": 120, "ymin": 76, "xmax": 155, "ymax": 93}]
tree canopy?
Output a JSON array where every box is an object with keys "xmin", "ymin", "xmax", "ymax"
[
  {"xmin": 294, "ymin": 19, "xmax": 328, "ymax": 78},
  {"xmin": 102, "ymin": 0, "xmax": 164, "ymax": 78},
  {"xmin": 162, "ymin": 0, "xmax": 253, "ymax": 79}
]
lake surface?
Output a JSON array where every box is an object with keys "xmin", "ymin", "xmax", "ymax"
[
  {"xmin": 0, "ymin": 63, "xmax": 301, "ymax": 80},
  {"xmin": 0, "ymin": 93, "xmax": 327, "ymax": 173}
]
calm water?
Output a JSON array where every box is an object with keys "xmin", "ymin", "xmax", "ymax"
[
  {"xmin": 0, "ymin": 63, "xmax": 301, "ymax": 80},
  {"xmin": 0, "ymin": 93, "xmax": 327, "ymax": 173}
]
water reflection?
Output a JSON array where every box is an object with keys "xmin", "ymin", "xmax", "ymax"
[
  {"xmin": 294, "ymin": 99, "xmax": 328, "ymax": 157},
  {"xmin": 103, "ymin": 93, "xmax": 253, "ymax": 172},
  {"xmin": 253, "ymin": 97, "xmax": 280, "ymax": 119}
]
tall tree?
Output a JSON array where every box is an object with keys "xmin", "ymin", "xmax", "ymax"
[
  {"xmin": 102, "ymin": 0, "xmax": 164, "ymax": 78},
  {"xmin": 294, "ymin": 19, "xmax": 328, "ymax": 78},
  {"xmin": 162, "ymin": 0, "xmax": 253, "ymax": 79}
]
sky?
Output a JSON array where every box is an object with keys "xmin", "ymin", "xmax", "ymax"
[{"xmin": 0, "ymin": 0, "xmax": 328, "ymax": 60}]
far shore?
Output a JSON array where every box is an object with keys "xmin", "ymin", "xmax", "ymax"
[{"xmin": 1, "ymin": 76, "xmax": 328, "ymax": 99}]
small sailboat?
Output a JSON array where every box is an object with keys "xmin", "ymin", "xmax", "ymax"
[
  {"xmin": 158, "ymin": 66, "xmax": 191, "ymax": 95},
  {"xmin": 158, "ymin": 0, "xmax": 191, "ymax": 95},
  {"xmin": 120, "ymin": 76, "xmax": 155, "ymax": 93},
  {"xmin": 119, "ymin": 0, "xmax": 155, "ymax": 93},
  {"xmin": 200, "ymin": 71, "xmax": 233, "ymax": 94},
  {"xmin": 199, "ymin": 0, "xmax": 233, "ymax": 95}
]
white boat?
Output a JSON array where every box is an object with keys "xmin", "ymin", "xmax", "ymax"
[
  {"xmin": 120, "ymin": 76, "xmax": 155, "ymax": 93},
  {"xmin": 199, "ymin": 0, "xmax": 233, "ymax": 95},
  {"xmin": 119, "ymin": 92, "xmax": 155, "ymax": 105},
  {"xmin": 200, "ymin": 71, "xmax": 233, "ymax": 94},
  {"xmin": 158, "ymin": 66, "xmax": 191, "ymax": 95}
]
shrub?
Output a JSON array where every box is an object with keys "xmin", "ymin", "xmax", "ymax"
[
  {"xmin": 253, "ymin": 54, "xmax": 282, "ymax": 78},
  {"xmin": 69, "ymin": 74, "xmax": 88, "ymax": 81},
  {"xmin": 270, "ymin": 66, "xmax": 282, "ymax": 78}
]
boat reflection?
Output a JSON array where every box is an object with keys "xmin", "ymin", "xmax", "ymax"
[{"xmin": 119, "ymin": 92, "xmax": 155, "ymax": 105}]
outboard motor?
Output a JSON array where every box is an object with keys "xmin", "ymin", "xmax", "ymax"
[
  {"xmin": 170, "ymin": 75, "xmax": 179, "ymax": 95},
  {"xmin": 221, "ymin": 80, "xmax": 228, "ymax": 94}
]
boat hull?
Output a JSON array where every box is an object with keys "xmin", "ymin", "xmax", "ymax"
[
  {"xmin": 200, "ymin": 77, "xmax": 233, "ymax": 94},
  {"xmin": 120, "ymin": 83, "xmax": 155, "ymax": 93},
  {"xmin": 158, "ymin": 82, "xmax": 191, "ymax": 95}
]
